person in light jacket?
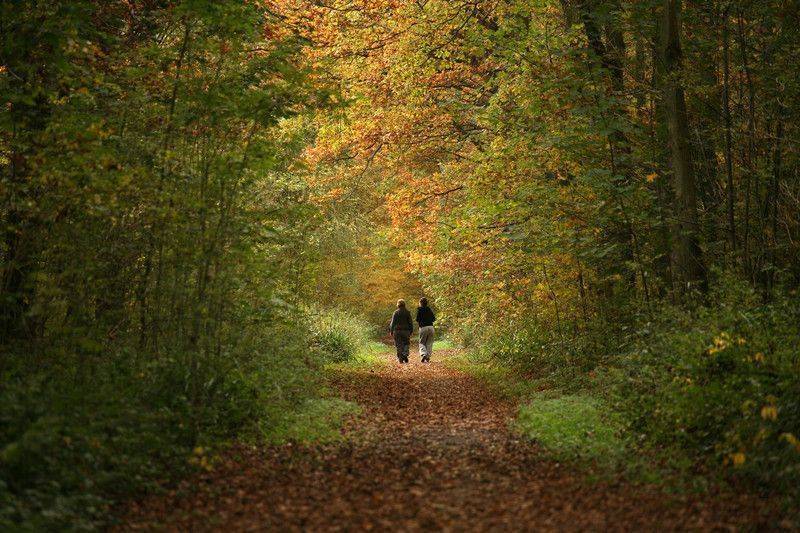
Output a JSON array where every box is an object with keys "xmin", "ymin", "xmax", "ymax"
[
  {"xmin": 389, "ymin": 299, "xmax": 413, "ymax": 363},
  {"xmin": 415, "ymin": 297, "xmax": 436, "ymax": 363}
]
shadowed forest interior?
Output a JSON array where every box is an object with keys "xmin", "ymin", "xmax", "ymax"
[{"xmin": 2, "ymin": 0, "xmax": 800, "ymax": 529}]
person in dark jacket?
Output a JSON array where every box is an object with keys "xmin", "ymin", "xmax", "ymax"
[
  {"xmin": 389, "ymin": 299, "xmax": 413, "ymax": 363},
  {"xmin": 415, "ymin": 297, "xmax": 436, "ymax": 363}
]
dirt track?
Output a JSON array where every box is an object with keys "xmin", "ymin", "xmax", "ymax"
[{"xmin": 119, "ymin": 348, "xmax": 773, "ymax": 531}]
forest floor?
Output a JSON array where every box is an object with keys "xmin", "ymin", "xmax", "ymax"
[{"xmin": 118, "ymin": 346, "xmax": 775, "ymax": 531}]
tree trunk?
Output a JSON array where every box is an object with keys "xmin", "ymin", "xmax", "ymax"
[
  {"xmin": 737, "ymin": 12, "xmax": 757, "ymax": 279},
  {"xmin": 763, "ymin": 115, "xmax": 784, "ymax": 298},
  {"xmin": 576, "ymin": 0, "xmax": 639, "ymax": 292},
  {"xmin": 722, "ymin": 8, "xmax": 737, "ymax": 254},
  {"xmin": 559, "ymin": 0, "xmax": 579, "ymax": 28},
  {"xmin": 660, "ymin": 0, "xmax": 707, "ymax": 295}
]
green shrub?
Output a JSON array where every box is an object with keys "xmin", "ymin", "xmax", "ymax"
[
  {"xmin": 306, "ymin": 307, "xmax": 374, "ymax": 363},
  {"xmin": 473, "ymin": 274, "xmax": 800, "ymax": 500},
  {"xmin": 614, "ymin": 277, "xmax": 800, "ymax": 496},
  {"xmin": 0, "ymin": 360, "xmax": 193, "ymax": 530},
  {"xmin": 472, "ymin": 312, "xmax": 625, "ymax": 392},
  {"xmin": 330, "ymin": 340, "xmax": 390, "ymax": 368},
  {"xmin": 0, "ymin": 315, "xmax": 323, "ymax": 530}
]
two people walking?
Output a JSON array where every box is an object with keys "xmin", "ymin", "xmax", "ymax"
[{"xmin": 389, "ymin": 298, "xmax": 436, "ymax": 364}]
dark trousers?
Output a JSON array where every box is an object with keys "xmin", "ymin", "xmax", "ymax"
[{"xmin": 393, "ymin": 330, "xmax": 411, "ymax": 362}]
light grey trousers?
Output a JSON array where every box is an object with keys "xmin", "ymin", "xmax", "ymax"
[{"xmin": 418, "ymin": 326, "xmax": 434, "ymax": 360}]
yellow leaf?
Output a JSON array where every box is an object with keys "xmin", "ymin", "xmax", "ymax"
[
  {"xmin": 731, "ymin": 452, "xmax": 746, "ymax": 467},
  {"xmin": 760, "ymin": 405, "xmax": 778, "ymax": 421},
  {"xmin": 645, "ymin": 173, "xmax": 658, "ymax": 183},
  {"xmin": 781, "ymin": 433, "xmax": 800, "ymax": 451}
]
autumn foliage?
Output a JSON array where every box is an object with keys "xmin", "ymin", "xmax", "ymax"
[
  {"xmin": 278, "ymin": 0, "xmax": 800, "ymax": 504},
  {"xmin": 3, "ymin": 0, "xmax": 800, "ymax": 528}
]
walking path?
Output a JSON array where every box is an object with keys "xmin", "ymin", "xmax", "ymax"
[{"xmin": 119, "ymin": 347, "xmax": 771, "ymax": 531}]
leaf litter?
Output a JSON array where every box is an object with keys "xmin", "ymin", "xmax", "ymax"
[{"xmin": 117, "ymin": 348, "xmax": 775, "ymax": 531}]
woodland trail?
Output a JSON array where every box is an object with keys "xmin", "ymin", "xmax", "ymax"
[{"xmin": 119, "ymin": 347, "xmax": 772, "ymax": 532}]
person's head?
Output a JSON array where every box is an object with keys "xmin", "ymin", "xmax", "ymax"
[
  {"xmin": 397, "ymin": 299, "xmax": 406, "ymax": 309},
  {"xmin": 419, "ymin": 297, "xmax": 428, "ymax": 307}
]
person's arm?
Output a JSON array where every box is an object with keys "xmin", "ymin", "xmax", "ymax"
[
  {"xmin": 431, "ymin": 309, "xmax": 436, "ymax": 323},
  {"xmin": 389, "ymin": 311, "xmax": 397, "ymax": 334},
  {"xmin": 415, "ymin": 308, "xmax": 421, "ymax": 325},
  {"xmin": 407, "ymin": 311, "xmax": 414, "ymax": 332}
]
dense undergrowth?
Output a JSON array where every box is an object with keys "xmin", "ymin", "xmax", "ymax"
[
  {"xmin": 308, "ymin": 307, "xmax": 376, "ymax": 364},
  {"xmin": 0, "ymin": 308, "xmax": 372, "ymax": 530},
  {"xmin": 464, "ymin": 276, "xmax": 800, "ymax": 506}
]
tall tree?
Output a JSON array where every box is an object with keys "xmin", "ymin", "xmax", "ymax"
[{"xmin": 659, "ymin": 0, "xmax": 707, "ymax": 294}]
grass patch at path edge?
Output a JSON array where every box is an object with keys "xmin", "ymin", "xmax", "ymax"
[
  {"xmin": 325, "ymin": 340, "xmax": 387, "ymax": 369},
  {"xmin": 447, "ymin": 351, "xmax": 627, "ymax": 465},
  {"xmin": 266, "ymin": 340, "xmax": 391, "ymax": 444},
  {"xmin": 263, "ymin": 336, "xmax": 383, "ymax": 445},
  {"xmin": 264, "ymin": 398, "xmax": 361, "ymax": 444},
  {"xmin": 445, "ymin": 351, "xmax": 541, "ymax": 400},
  {"xmin": 433, "ymin": 337, "xmax": 458, "ymax": 351},
  {"xmin": 515, "ymin": 393, "xmax": 625, "ymax": 463}
]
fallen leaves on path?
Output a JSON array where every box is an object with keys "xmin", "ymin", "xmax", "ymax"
[{"xmin": 117, "ymin": 349, "xmax": 774, "ymax": 531}]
